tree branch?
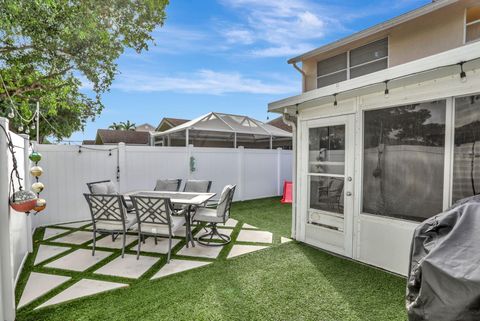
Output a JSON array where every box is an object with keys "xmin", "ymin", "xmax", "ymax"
[{"xmin": 0, "ymin": 44, "xmax": 34, "ymax": 54}]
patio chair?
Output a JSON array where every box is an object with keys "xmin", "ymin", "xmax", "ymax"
[
  {"xmin": 83, "ymin": 193, "xmax": 138, "ymax": 258},
  {"xmin": 193, "ymin": 185, "xmax": 236, "ymax": 246},
  {"xmin": 130, "ymin": 195, "xmax": 186, "ymax": 262},
  {"xmin": 175, "ymin": 179, "xmax": 213, "ymax": 213},
  {"xmin": 183, "ymin": 180, "xmax": 212, "ymax": 193},
  {"xmin": 86, "ymin": 180, "xmax": 134, "ymax": 213},
  {"xmin": 154, "ymin": 179, "xmax": 182, "ymax": 192}
]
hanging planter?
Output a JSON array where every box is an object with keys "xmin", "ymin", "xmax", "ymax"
[
  {"xmin": 32, "ymin": 182, "xmax": 44, "ymax": 193},
  {"xmin": 10, "ymin": 190, "xmax": 37, "ymax": 213},
  {"xmin": 29, "ymin": 152, "xmax": 42, "ymax": 163},
  {"xmin": 30, "ymin": 166, "xmax": 43, "ymax": 177},
  {"xmin": 33, "ymin": 198, "xmax": 47, "ymax": 213}
]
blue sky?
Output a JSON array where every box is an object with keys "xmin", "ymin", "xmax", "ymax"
[{"xmin": 70, "ymin": 0, "xmax": 430, "ymax": 142}]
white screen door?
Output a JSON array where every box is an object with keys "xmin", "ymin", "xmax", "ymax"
[{"xmin": 303, "ymin": 114, "xmax": 355, "ymax": 256}]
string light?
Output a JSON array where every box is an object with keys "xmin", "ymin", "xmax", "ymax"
[
  {"xmin": 8, "ymin": 109, "xmax": 15, "ymax": 119},
  {"xmin": 384, "ymin": 80, "xmax": 390, "ymax": 98},
  {"xmin": 18, "ymin": 125, "xmax": 24, "ymax": 132},
  {"xmin": 459, "ymin": 62, "xmax": 467, "ymax": 83}
]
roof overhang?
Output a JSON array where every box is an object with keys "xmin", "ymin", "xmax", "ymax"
[
  {"xmin": 269, "ymin": 41, "xmax": 480, "ymax": 113},
  {"xmin": 288, "ymin": 0, "xmax": 458, "ymax": 64}
]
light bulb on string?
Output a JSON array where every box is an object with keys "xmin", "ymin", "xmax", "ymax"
[
  {"xmin": 8, "ymin": 109, "xmax": 15, "ymax": 119},
  {"xmin": 31, "ymin": 123, "xmax": 36, "ymax": 130},
  {"xmin": 18, "ymin": 124, "xmax": 24, "ymax": 132},
  {"xmin": 25, "ymin": 127, "xmax": 30, "ymax": 134},
  {"xmin": 459, "ymin": 62, "xmax": 467, "ymax": 83}
]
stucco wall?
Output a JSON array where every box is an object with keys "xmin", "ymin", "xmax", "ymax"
[
  {"xmin": 388, "ymin": 5, "xmax": 465, "ymax": 67},
  {"xmin": 301, "ymin": 3, "xmax": 467, "ymax": 92}
]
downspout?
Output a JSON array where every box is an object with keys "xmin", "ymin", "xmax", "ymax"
[
  {"xmin": 292, "ymin": 62, "xmax": 306, "ymax": 92},
  {"xmin": 282, "ymin": 109, "xmax": 298, "ymax": 239}
]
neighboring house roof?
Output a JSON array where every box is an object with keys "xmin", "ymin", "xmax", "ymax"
[
  {"xmin": 156, "ymin": 117, "xmax": 190, "ymax": 132},
  {"xmin": 268, "ymin": 117, "xmax": 292, "ymax": 133},
  {"xmin": 152, "ymin": 112, "xmax": 292, "ymax": 138},
  {"xmin": 135, "ymin": 123, "xmax": 155, "ymax": 132},
  {"xmin": 95, "ymin": 129, "xmax": 150, "ymax": 145},
  {"xmin": 288, "ymin": 0, "xmax": 457, "ymax": 64},
  {"xmin": 82, "ymin": 140, "xmax": 96, "ymax": 145}
]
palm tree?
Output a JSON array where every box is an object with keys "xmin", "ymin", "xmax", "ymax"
[
  {"xmin": 108, "ymin": 122, "xmax": 123, "ymax": 130},
  {"xmin": 120, "ymin": 120, "xmax": 136, "ymax": 131}
]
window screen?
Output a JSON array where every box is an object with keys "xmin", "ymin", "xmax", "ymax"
[
  {"xmin": 317, "ymin": 71, "xmax": 347, "ymax": 88},
  {"xmin": 363, "ymin": 101, "xmax": 446, "ymax": 221},
  {"xmin": 350, "ymin": 38, "xmax": 388, "ymax": 67},
  {"xmin": 317, "ymin": 53, "xmax": 347, "ymax": 76},
  {"xmin": 350, "ymin": 59, "xmax": 388, "ymax": 79},
  {"xmin": 452, "ymin": 95, "xmax": 480, "ymax": 203}
]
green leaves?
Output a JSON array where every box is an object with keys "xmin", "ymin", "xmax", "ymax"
[{"xmin": 0, "ymin": 0, "xmax": 168, "ymax": 141}]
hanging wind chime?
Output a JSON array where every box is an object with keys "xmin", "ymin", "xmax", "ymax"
[
  {"xmin": 29, "ymin": 151, "xmax": 46, "ymax": 213},
  {"xmin": 9, "ymin": 149, "xmax": 47, "ymax": 215}
]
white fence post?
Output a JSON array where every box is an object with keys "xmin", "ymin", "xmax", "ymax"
[
  {"xmin": 277, "ymin": 148, "xmax": 282, "ymax": 196},
  {"xmin": 237, "ymin": 146, "xmax": 244, "ymax": 200},
  {"xmin": 21, "ymin": 135, "xmax": 33, "ymax": 253},
  {"xmin": 118, "ymin": 142, "xmax": 127, "ymax": 192},
  {"xmin": 0, "ymin": 117, "xmax": 16, "ymax": 321}
]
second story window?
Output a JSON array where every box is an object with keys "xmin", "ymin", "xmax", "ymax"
[
  {"xmin": 466, "ymin": 7, "xmax": 480, "ymax": 43},
  {"xmin": 316, "ymin": 53, "xmax": 348, "ymax": 88},
  {"xmin": 316, "ymin": 38, "xmax": 388, "ymax": 88},
  {"xmin": 350, "ymin": 38, "xmax": 388, "ymax": 78}
]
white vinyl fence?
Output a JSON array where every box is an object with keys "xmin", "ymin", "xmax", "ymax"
[
  {"xmin": 32, "ymin": 143, "xmax": 292, "ymax": 227},
  {"xmin": 0, "ymin": 117, "xmax": 33, "ymax": 321}
]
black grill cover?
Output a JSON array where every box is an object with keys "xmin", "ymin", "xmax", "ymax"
[{"xmin": 406, "ymin": 195, "xmax": 480, "ymax": 321}]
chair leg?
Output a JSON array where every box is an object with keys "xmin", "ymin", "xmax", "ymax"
[
  {"xmin": 137, "ymin": 232, "xmax": 141, "ymax": 260},
  {"xmin": 167, "ymin": 235, "xmax": 172, "ymax": 263},
  {"xmin": 154, "ymin": 235, "xmax": 158, "ymax": 245},
  {"xmin": 112, "ymin": 233, "xmax": 115, "ymax": 242},
  {"xmin": 92, "ymin": 230, "xmax": 96, "ymax": 256},
  {"xmin": 197, "ymin": 223, "xmax": 231, "ymax": 246},
  {"xmin": 121, "ymin": 231, "xmax": 126, "ymax": 258}
]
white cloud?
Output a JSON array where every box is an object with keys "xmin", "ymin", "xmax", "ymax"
[
  {"xmin": 112, "ymin": 69, "xmax": 298, "ymax": 95},
  {"xmin": 218, "ymin": 0, "xmax": 334, "ymax": 57},
  {"xmin": 224, "ymin": 28, "xmax": 255, "ymax": 45}
]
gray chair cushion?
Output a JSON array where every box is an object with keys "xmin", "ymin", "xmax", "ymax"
[
  {"xmin": 131, "ymin": 215, "xmax": 185, "ymax": 236},
  {"xmin": 155, "ymin": 179, "xmax": 180, "ymax": 192},
  {"xmin": 123, "ymin": 198, "xmax": 134, "ymax": 211},
  {"xmin": 91, "ymin": 182, "xmax": 109, "ymax": 194},
  {"xmin": 95, "ymin": 215, "xmax": 137, "ymax": 231},
  {"xmin": 184, "ymin": 180, "xmax": 211, "ymax": 193},
  {"xmin": 105, "ymin": 181, "xmax": 118, "ymax": 194},
  {"xmin": 194, "ymin": 208, "xmax": 225, "ymax": 223},
  {"xmin": 216, "ymin": 185, "xmax": 232, "ymax": 218}
]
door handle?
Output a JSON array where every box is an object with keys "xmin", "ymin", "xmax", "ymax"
[{"xmin": 346, "ymin": 192, "xmax": 352, "ymax": 196}]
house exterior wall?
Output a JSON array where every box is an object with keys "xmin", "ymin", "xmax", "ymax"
[
  {"xmin": 293, "ymin": 62, "xmax": 480, "ymax": 275},
  {"xmin": 301, "ymin": 2, "xmax": 468, "ymax": 92},
  {"xmin": 388, "ymin": 5, "xmax": 465, "ymax": 66}
]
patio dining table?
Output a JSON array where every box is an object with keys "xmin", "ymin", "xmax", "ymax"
[{"xmin": 124, "ymin": 190, "xmax": 216, "ymax": 247}]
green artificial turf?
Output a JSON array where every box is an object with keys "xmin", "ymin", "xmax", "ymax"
[
  {"xmin": 231, "ymin": 197, "xmax": 292, "ymax": 238},
  {"xmin": 16, "ymin": 197, "xmax": 407, "ymax": 321}
]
